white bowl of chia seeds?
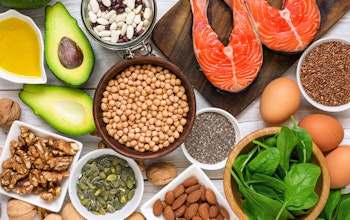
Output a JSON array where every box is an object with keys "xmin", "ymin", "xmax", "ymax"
[
  {"xmin": 296, "ymin": 37, "xmax": 350, "ymax": 112},
  {"xmin": 181, "ymin": 107, "xmax": 242, "ymax": 170},
  {"xmin": 68, "ymin": 148, "xmax": 144, "ymax": 220}
]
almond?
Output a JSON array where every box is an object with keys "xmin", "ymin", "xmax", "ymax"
[
  {"xmin": 198, "ymin": 203, "xmax": 210, "ymax": 219},
  {"xmin": 192, "ymin": 216, "xmax": 203, "ymax": 220},
  {"xmin": 174, "ymin": 204, "xmax": 186, "ymax": 218},
  {"xmin": 164, "ymin": 205, "xmax": 175, "ymax": 220},
  {"xmin": 205, "ymin": 189, "xmax": 217, "ymax": 205},
  {"xmin": 200, "ymin": 184, "xmax": 206, "ymax": 201},
  {"xmin": 153, "ymin": 199, "xmax": 163, "ymax": 216},
  {"xmin": 187, "ymin": 189, "xmax": 202, "ymax": 203},
  {"xmin": 183, "ymin": 177, "xmax": 198, "ymax": 187},
  {"xmin": 185, "ymin": 183, "xmax": 201, "ymax": 194},
  {"xmin": 219, "ymin": 206, "xmax": 230, "ymax": 218},
  {"xmin": 173, "ymin": 184, "xmax": 185, "ymax": 198},
  {"xmin": 165, "ymin": 191, "xmax": 175, "ymax": 205},
  {"xmin": 209, "ymin": 205, "xmax": 219, "ymax": 217},
  {"xmin": 172, "ymin": 193, "xmax": 187, "ymax": 210},
  {"xmin": 186, "ymin": 203, "xmax": 199, "ymax": 219}
]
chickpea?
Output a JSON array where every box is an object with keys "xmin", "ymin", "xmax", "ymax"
[{"xmin": 101, "ymin": 64, "xmax": 190, "ymax": 153}]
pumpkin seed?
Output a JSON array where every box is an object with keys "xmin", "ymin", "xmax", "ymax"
[{"xmin": 76, "ymin": 154, "xmax": 137, "ymax": 215}]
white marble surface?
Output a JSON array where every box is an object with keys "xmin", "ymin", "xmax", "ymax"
[{"xmin": 0, "ymin": 1, "xmax": 349, "ymax": 219}]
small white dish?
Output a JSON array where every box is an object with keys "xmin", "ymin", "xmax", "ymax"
[
  {"xmin": 0, "ymin": 120, "xmax": 82, "ymax": 212},
  {"xmin": 0, "ymin": 10, "xmax": 46, "ymax": 84},
  {"xmin": 296, "ymin": 37, "xmax": 350, "ymax": 112},
  {"xmin": 141, "ymin": 164, "xmax": 237, "ymax": 219},
  {"xmin": 181, "ymin": 107, "xmax": 242, "ymax": 170},
  {"xmin": 68, "ymin": 148, "xmax": 144, "ymax": 220}
]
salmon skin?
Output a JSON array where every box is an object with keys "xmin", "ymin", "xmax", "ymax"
[
  {"xmin": 245, "ymin": 0, "xmax": 321, "ymax": 53},
  {"xmin": 190, "ymin": 0, "xmax": 263, "ymax": 93}
]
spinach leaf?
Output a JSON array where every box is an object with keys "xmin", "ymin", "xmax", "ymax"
[
  {"xmin": 287, "ymin": 191, "xmax": 318, "ymax": 211},
  {"xmin": 291, "ymin": 117, "xmax": 313, "ymax": 163},
  {"xmin": 318, "ymin": 189, "xmax": 341, "ymax": 219},
  {"xmin": 227, "ymin": 165, "xmax": 294, "ymax": 220},
  {"xmin": 335, "ymin": 193, "xmax": 350, "ymax": 220},
  {"xmin": 264, "ymin": 135, "xmax": 277, "ymax": 148},
  {"xmin": 276, "ymin": 163, "xmax": 321, "ymax": 219},
  {"xmin": 247, "ymin": 147, "xmax": 280, "ymax": 176},
  {"xmin": 233, "ymin": 146, "xmax": 258, "ymax": 179},
  {"xmin": 250, "ymin": 184, "xmax": 284, "ymax": 202},
  {"xmin": 248, "ymin": 173, "xmax": 286, "ymax": 192},
  {"xmin": 277, "ymin": 126, "xmax": 298, "ymax": 172}
]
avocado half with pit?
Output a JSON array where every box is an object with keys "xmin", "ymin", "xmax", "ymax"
[
  {"xmin": 45, "ymin": 2, "xmax": 94, "ymax": 87},
  {"xmin": 19, "ymin": 84, "xmax": 96, "ymax": 136}
]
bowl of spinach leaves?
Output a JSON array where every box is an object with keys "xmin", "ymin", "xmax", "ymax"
[{"xmin": 224, "ymin": 123, "xmax": 330, "ymax": 219}]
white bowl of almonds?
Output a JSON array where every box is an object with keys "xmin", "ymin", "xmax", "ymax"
[
  {"xmin": 0, "ymin": 120, "xmax": 82, "ymax": 212},
  {"xmin": 296, "ymin": 37, "xmax": 350, "ymax": 112},
  {"xmin": 81, "ymin": 0, "xmax": 157, "ymax": 51}
]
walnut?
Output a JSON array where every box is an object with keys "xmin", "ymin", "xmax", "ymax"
[
  {"xmin": 0, "ymin": 126, "xmax": 79, "ymax": 201},
  {"xmin": 146, "ymin": 162, "xmax": 177, "ymax": 186},
  {"xmin": 61, "ymin": 202, "xmax": 86, "ymax": 220},
  {"xmin": 7, "ymin": 199, "xmax": 37, "ymax": 220},
  {"xmin": 0, "ymin": 98, "xmax": 21, "ymax": 130}
]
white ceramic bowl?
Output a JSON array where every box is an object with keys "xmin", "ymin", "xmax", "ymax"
[
  {"xmin": 181, "ymin": 107, "xmax": 242, "ymax": 170},
  {"xmin": 0, "ymin": 120, "xmax": 82, "ymax": 212},
  {"xmin": 68, "ymin": 148, "xmax": 144, "ymax": 220},
  {"xmin": 141, "ymin": 164, "xmax": 237, "ymax": 219},
  {"xmin": 296, "ymin": 37, "xmax": 350, "ymax": 112},
  {"xmin": 0, "ymin": 10, "xmax": 46, "ymax": 84}
]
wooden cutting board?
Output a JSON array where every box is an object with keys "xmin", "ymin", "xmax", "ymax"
[{"xmin": 152, "ymin": 0, "xmax": 350, "ymax": 116}]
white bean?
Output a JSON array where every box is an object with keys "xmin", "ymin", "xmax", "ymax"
[
  {"xmin": 121, "ymin": 23, "xmax": 127, "ymax": 36},
  {"xmin": 88, "ymin": 11, "xmax": 97, "ymax": 23},
  {"xmin": 115, "ymin": 13, "xmax": 127, "ymax": 23},
  {"xmin": 98, "ymin": 30, "xmax": 111, "ymax": 37},
  {"xmin": 143, "ymin": 7, "xmax": 152, "ymax": 20},
  {"xmin": 95, "ymin": 25, "xmax": 106, "ymax": 31},
  {"xmin": 126, "ymin": 25, "xmax": 134, "ymax": 40},
  {"xmin": 89, "ymin": 0, "xmax": 99, "ymax": 14},
  {"xmin": 97, "ymin": 17, "xmax": 109, "ymax": 25},
  {"xmin": 102, "ymin": 0, "xmax": 111, "ymax": 7},
  {"xmin": 110, "ymin": 22, "xmax": 117, "ymax": 31},
  {"xmin": 134, "ymin": 4, "xmax": 142, "ymax": 14},
  {"xmin": 136, "ymin": 21, "xmax": 143, "ymax": 32},
  {"xmin": 134, "ymin": 14, "xmax": 141, "ymax": 24},
  {"xmin": 104, "ymin": 10, "xmax": 116, "ymax": 20},
  {"xmin": 109, "ymin": 13, "xmax": 116, "ymax": 24},
  {"xmin": 126, "ymin": 11, "xmax": 135, "ymax": 25},
  {"xmin": 143, "ymin": 19, "xmax": 150, "ymax": 27},
  {"xmin": 111, "ymin": 30, "xmax": 121, "ymax": 43},
  {"xmin": 126, "ymin": 0, "xmax": 135, "ymax": 10}
]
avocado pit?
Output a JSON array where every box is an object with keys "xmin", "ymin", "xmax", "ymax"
[{"xmin": 58, "ymin": 36, "xmax": 83, "ymax": 69}]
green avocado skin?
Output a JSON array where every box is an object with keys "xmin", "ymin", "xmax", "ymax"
[
  {"xmin": 19, "ymin": 84, "xmax": 96, "ymax": 136},
  {"xmin": 45, "ymin": 2, "xmax": 95, "ymax": 87},
  {"xmin": 0, "ymin": 0, "xmax": 51, "ymax": 9}
]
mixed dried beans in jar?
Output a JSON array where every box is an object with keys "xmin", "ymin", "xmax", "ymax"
[{"xmin": 100, "ymin": 64, "xmax": 189, "ymax": 153}]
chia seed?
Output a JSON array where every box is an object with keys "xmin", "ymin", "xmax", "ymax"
[
  {"xmin": 184, "ymin": 111, "xmax": 236, "ymax": 164},
  {"xmin": 300, "ymin": 41, "xmax": 350, "ymax": 106}
]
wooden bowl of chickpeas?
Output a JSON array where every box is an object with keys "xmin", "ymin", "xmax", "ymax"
[{"xmin": 93, "ymin": 56, "xmax": 196, "ymax": 160}]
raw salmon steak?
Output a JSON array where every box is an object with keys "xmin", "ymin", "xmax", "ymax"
[
  {"xmin": 190, "ymin": 0, "xmax": 263, "ymax": 93},
  {"xmin": 245, "ymin": 0, "xmax": 320, "ymax": 52}
]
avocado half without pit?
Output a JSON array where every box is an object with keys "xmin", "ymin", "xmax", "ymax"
[
  {"xmin": 19, "ymin": 84, "xmax": 96, "ymax": 136},
  {"xmin": 45, "ymin": 2, "xmax": 94, "ymax": 87}
]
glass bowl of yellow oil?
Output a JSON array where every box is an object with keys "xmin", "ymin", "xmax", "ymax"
[{"xmin": 0, "ymin": 10, "xmax": 46, "ymax": 84}]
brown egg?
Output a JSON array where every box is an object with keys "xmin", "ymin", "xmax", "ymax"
[
  {"xmin": 298, "ymin": 114, "xmax": 344, "ymax": 152},
  {"xmin": 325, "ymin": 145, "xmax": 350, "ymax": 189},
  {"xmin": 260, "ymin": 77, "xmax": 300, "ymax": 125}
]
